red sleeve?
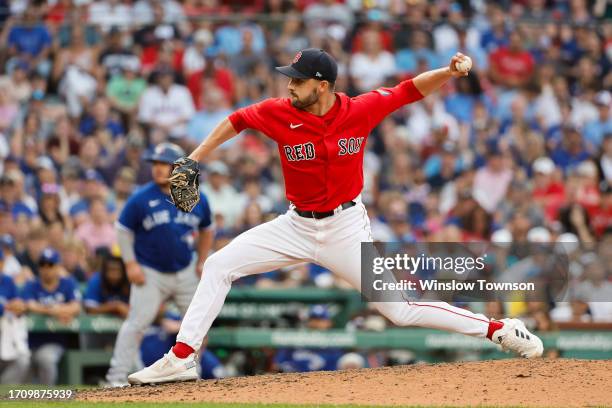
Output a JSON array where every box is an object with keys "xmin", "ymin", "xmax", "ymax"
[
  {"xmin": 352, "ymin": 79, "xmax": 424, "ymax": 131},
  {"xmin": 228, "ymin": 99, "xmax": 274, "ymax": 133}
]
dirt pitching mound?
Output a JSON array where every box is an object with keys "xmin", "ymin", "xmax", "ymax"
[{"xmin": 79, "ymin": 359, "xmax": 612, "ymax": 407}]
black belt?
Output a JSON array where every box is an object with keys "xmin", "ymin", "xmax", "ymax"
[{"xmin": 293, "ymin": 201, "xmax": 356, "ymax": 219}]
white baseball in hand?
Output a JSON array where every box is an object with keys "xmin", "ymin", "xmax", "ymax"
[{"xmin": 455, "ymin": 56, "xmax": 472, "ymax": 73}]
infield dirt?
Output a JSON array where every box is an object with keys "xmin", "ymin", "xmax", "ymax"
[{"xmin": 79, "ymin": 359, "xmax": 612, "ymax": 407}]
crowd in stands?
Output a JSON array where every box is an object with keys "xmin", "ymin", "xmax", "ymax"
[{"xmin": 0, "ymin": 0, "xmax": 610, "ymax": 383}]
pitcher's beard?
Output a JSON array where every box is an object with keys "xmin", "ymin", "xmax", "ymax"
[{"xmin": 291, "ymin": 89, "xmax": 319, "ymax": 109}]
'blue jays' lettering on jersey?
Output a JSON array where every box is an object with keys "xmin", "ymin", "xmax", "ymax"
[
  {"xmin": 21, "ymin": 277, "xmax": 81, "ymax": 305},
  {"xmin": 21, "ymin": 277, "xmax": 80, "ymax": 348},
  {"xmin": 118, "ymin": 182, "xmax": 212, "ymax": 272}
]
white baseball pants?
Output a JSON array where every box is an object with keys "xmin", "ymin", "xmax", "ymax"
[{"xmin": 177, "ymin": 200, "xmax": 492, "ymax": 350}]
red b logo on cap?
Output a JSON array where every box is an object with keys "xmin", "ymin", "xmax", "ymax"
[{"xmin": 292, "ymin": 51, "xmax": 302, "ymax": 64}]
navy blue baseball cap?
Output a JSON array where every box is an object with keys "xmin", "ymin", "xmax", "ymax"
[
  {"xmin": 276, "ymin": 48, "xmax": 338, "ymax": 83},
  {"xmin": 39, "ymin": 247, "xmax": 61, "ymax": 265},
  {"xmin": 309, "ymin": 304, "xmax": 330, "ymax": 320},
  {"xmin": 144, "ymin": 142, "xmax": 185, "ymax": 164}
]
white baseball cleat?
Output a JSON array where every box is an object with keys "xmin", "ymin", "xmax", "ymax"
[
  {"xmin": 491, "ymin": 318, "xmax": 544, "ymax": 358},
  {"xmin": 127, "ymin": 349, "xmax": 198, "ymax": 385}
]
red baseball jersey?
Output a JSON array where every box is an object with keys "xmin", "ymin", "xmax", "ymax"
[{"xmin": 228, "ymin": 80, "xmax": 424, "ymax": 211}]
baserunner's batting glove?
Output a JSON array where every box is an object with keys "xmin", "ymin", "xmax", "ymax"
[{"xmin": 169, "ymin": 157, "xmax": 200, "ymax": 212}]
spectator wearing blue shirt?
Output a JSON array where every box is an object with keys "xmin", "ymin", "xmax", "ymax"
[
  {"xmin": 479, "ymin": 5, "xmax": 509, "ymax": 53},
  {"xmin": 0, "ymin": 235, "xmax": 26, "ymax": 285},
  {"xmin": 425, "ymin": 142, "xmax": 462, "ymax": 190},
  {"xmin": 0, "ymin": 251, "xmax": 24, "ymax": 315},
  {"xmin": 444, "ymin": 75, "xmax": 489, "ymax": 125},
  {"xmin": 21, "ymin": 248, "xmax": 81, "ymax": 385},
  {"xmin": 213, "ymin": 23, "xmax": 266, "ymax": 58},
  {"xmin": 395, "ymin": 30, "xmax": 439, "ymax": 75},
  {"xmin": 187, "ymin": 86, "xmax": 233, "ymax": 149},
  {"xmin": 6, "ymin": 7, "xmax": 52, "ymax": 77},
  {"xmin": 0, "ymin": 249, "xmax": 30, "ymax": 384},
  {"xmin": 550, "ymin": 126, "xmax": 591, "ymax": 173},
  {"xmin": 78, "ymin": 98, "xmax": 125, "ymax": 139},
  {"xmin": 84, "ymin": 254, "xmax": 130, "ymax": 318},
  {"xmin": 0, "ymin": 170, "xmax": 37, "ymax": 221},
  {"xmin": 583, "ymin": 91, "xmax": 612, "ymax": 151},
  {"xmin": 69, "ymin": 169, "xmax": 115, "ymax": 225}
]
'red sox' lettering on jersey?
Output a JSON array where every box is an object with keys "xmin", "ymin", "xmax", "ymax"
[
  {"xmin": 283, "ymin": 142, "xmax": 316, "ymax": 162},
  {"xmin": 228, "ymin": 79, "xmax": 424, "ymax": 211},
  {"xmin": 337, "ymin": 137, "xmax": 365, "ymax": 156}
]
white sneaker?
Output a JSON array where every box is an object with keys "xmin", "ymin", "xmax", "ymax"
[
  {"xmin": 491, "ymin": 318, "xmax": 544, "ymax": 358},
  {"xmin": 127, "ymin": 350, "xmax": 198, "ymax": 385}
]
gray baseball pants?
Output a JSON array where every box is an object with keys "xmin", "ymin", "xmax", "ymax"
[
  {"xmin": 105, "ymin": 261, "xmax": 199, "ymax": 383},
  {"xmin": 0, "ymin": 355, "xmax": 30, "ymax": 384}
]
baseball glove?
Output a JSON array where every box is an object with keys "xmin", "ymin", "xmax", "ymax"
[{"xmin": 169, "ymin": 157, "xmax": 200, "ymax": 212}]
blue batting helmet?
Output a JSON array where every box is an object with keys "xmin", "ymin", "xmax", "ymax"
[{"xmin": 144, "ymin": 142, "xmax": 185, "ymax": 164}]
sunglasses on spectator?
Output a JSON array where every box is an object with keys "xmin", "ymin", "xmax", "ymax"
[{"xmin": 39, "ymin": 262, "xmax": 57, "ymax": 268}]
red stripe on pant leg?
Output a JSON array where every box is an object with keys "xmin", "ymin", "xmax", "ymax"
[{"xmin": 407, "ymin": 302, "xmax": 491, "ymax": 325}]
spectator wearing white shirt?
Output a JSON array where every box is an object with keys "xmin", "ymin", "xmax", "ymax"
[
  {"xmin": 406, "ymin": 96, "xmax": 460, "ymax": 146},
  {"xmin": 138, "ymin": 67, "xmax": 195, "ymax": 140},
  {"xmin": 473, "ymin": 143, "xmax": 513, "ymax": 213},
  {"xmin": 0, "ymin": 62, "xmax": 32, "ymax": 105},
  {"xmin": 349, "ymin": 29, "xmax": 396, "ymax": 93},
  {"xmin": 576, "ymin": 256, "xmax": 612, "ymax": 322},
  {"xmin": 432, "ymin": 4, "xmax": 464, "ymax": 56},
  {"xmin": 131, "ymin": 0, "xmax": 185, "ymax": 24},
  {"xmin": 182, "ymin": 30, "xmax": 211, "ymax": 77},
  {"xmin": 88, "ymin": 0, "xmax": 133, "ymax": 33},
  {"xmin": 304, "ymin": 0, "xmax": 354, "ymax": 35},
  {"xmin": 58, "ymin": 166, "xmax": 81, "ymax": 218}
]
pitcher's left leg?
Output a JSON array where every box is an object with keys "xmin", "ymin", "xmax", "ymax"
[
  {"xmin": 316, "ymin": 203, "xmax": 542, "ymax": 357},
  {"xmin": 317, "ymin": 244, "xmax": 490, "ymax": 335}
]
